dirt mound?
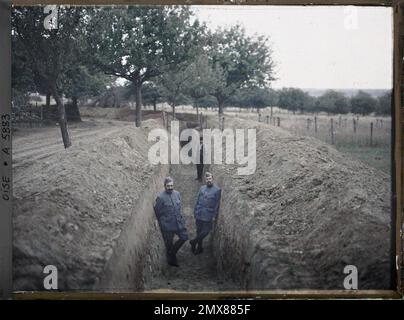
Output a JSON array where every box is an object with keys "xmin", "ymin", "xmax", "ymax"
[
  {"xmin": 210, "ymin": 116, "xmax": 391, "ymax": 289},
  {"xmin": 13, "ymin": 119, "xmax": 167, "ymax": 290}
]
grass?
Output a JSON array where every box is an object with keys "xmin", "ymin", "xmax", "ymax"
[
  {"xmin": 336, "ymin": 145, "xmax": 391, "ymax": 175},
  {"xmin": 153, "ymin": 105, "xmax": 392, "ymax": 175},
  {"xmin": 227, "ymin": 109, "xmax": 392, "ymax": 175}
]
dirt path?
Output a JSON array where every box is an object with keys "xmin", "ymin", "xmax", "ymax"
[
  {"xmin": 12, "ymin": 118, "xmax": 131, "ymax": 171},
  {"xmin": 146, "ymin": 164, "xmax": 239, "ymax": 292}
]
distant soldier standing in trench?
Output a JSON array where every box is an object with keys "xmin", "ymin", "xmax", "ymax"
[
  {"xmin": 195, "ymin": 136, "xmax": 205, "ymax": 182},
  {"xmin": 153, "ymin": 177, "xmax": 188, "ymax": 267},
  {"xmin": 190, "ymin": 172, "xmax": 221, "ymax": 255}
]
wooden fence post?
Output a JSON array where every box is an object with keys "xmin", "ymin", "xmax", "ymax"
[
  {"xmin": 314, "ymin": 116, "xmax": 317, "ymax": 133},
  {"xmin": 353, "ymin": 118, "xmax": 357, "ymax": 133},
  {"xmin": 370, "ymin": 122, "xmax": 373, "ymax": 147},
  {"xmin": 330, "ymin": 118, "xmax": 335, "ymax": 145},
  {"xmin": 266, "ymin": 115, "xmax": 269, "ymax": 124},
  {"xmin": 258, "ymin": 113, "xmax": 261, "ymax": 122},
  {"xmin": 277, "ymin": 117, "xmax": 280, "ymax": 127}
]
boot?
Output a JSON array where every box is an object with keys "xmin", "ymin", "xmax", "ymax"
[
  {"xmin": 167, "ymin": 239, "xmax": 185, "ymax": 266},
  {"xmin": 172, "ymin": 239, "xmax": 186, "ymax": 255},
  {"xmin": 195, "ymin": 242, "xmax": 203, "ymax": 255},
  {"xmin": 166, "ymin": 250, "xmax": 178, "ymax": 267},
  {"xmin": 190, "ymin": 239, "xmax": 197, "ymax": 254}
]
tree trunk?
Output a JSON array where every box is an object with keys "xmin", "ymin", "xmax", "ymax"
[
  {"xmin": 218, "ymin": 99, "xmax": 224, "ymax": 114},
  {"xmin": 134, "ymin": 80, "xmax": 142, "ymax": 127},
  {"xmin": 46, "ymin": 92, "xmax": 51, "ymax": 107},
  {"xmin": 172, "ymin": 104, "xmax": 175, "ymax": 118},
  {"xmin": 71, "ymin": 96, "xmax": 82, "ymax": 122},
  {"xmin": 153, "ymin": 100, "xmax": 157, "ymax": 112},
  {"xmin": 50, "ymin": 85, "xmax": 71, "ymax": 149}
]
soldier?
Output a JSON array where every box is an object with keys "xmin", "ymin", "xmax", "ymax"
[
  {"xmin": 190, "ymin": 172, "xmax": 221, "ymax": 255},
  {"xmin": 195, "ymin": 136, "xmax": 204, "ymax": 182},
  {"xmin": 153, "ymin": 177, "xmax": 188, "ymax": 267}
]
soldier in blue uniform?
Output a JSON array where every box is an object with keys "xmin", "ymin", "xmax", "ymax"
[
  {"xmin": 190, "ymin": 172, "xmax": 221, "ymax": 255},
  {"xmin": 153, "ymin": 177, "xmax": 188, "ymax": 267},
  {"xmin": 195, "ymin": 136, "xmax": 204, "ymax": 182}
]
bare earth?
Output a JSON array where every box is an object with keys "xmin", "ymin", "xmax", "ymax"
[
  {"xmin": 13, "ymin": 117, "xmax": 162, "ymax": 290},
  {"xmin": 12, "ymin": 109, "xmax": 392, "ymax": 291}
]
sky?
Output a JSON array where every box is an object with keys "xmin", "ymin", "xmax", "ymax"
[{"xmin": 192, "ymin": 5, "xmax": 393, "ymax": 90}]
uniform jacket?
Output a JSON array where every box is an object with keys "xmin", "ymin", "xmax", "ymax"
[
  {"xmin": 153, "ymin": 190, "xmax": 186, "ymax": 232},
  {"xmin": 194, "ymin": 185, "xmax": 221, "ymax": 222}
]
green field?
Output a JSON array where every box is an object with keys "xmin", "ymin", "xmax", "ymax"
[{"xmin": 230, "ymin": 110, "xmax": 392, "ymax": 175}]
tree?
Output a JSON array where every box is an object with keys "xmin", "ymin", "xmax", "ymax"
[
  {"xmin": 64, "ymin": 66, "xmax": 115, "ymax": 120},
  {"xmin": 266, "ymin": 88, "xmax": 279, "ymax": 107},
  {"xmin": 278, "ymin": 88, "xmax": 310, "ymax": 114},
  {"xmin": 207, "ymin": 25, "xmax": 275, "ymax": 114},
  {"xmin": 12, "ymin": 39, "xmax": 36, "ymax": 108},
  {"xmin": 317, "ymin": 90, "xmax": 350, "ymax": 114},
  {"xmin": 158, "ymin": 61, "xmax": 194, "ymax": 117},
  {"xmin": 228, "ymin": 86, "xmax": 272, "ymax": 111},
  {"xmin": 180, "ymin": 54, "xmax": 217, "ymax": 116},
  {"xmin": 12, "ymin": 6, "xmax": 87, "ymax": 148},
  {"xmin": 376, "ymin": 91, "xmax": 392, "ymax": 116},
  {"xmin": 350, "ymin": 90, "xmax": 378, "ymax": 115},
  {"xmin": 87, "ymin": 6, "xmax": 203, "ymax": 127},
  {"xmin": 141, "ymin": 82, "xmax": 165, "ymax": 111}
]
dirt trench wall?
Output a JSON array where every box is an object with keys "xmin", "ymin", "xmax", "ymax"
[
  {"xmin": 210, "ymin": 116, "xmax": 391, "ymax": 290},
  {"xmin": 95, "ymin": 164, "xmax": 169, "ymax": 291},
  {"xmin": 13, "ymin": 119, "xmax": 169, "ymax": 291}
]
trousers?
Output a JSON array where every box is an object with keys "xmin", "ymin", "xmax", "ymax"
[
  {"xmin": 196, "ymin": 164, "xmax": 204, "ymax": 179},
  {"xmin": 161, "ymin": 228, "xmax": 188, "ymax": 258},
  {"xmin": 192, "ymin": 219, "xmax": 213, "ymax": 248}
]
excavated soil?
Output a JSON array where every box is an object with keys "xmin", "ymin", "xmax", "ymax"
[
  {"xmin": 207, "ymin": 115, "xmax": 391, "ymax": 290},
  {"xmin": 12, "ymin": 110, "xmax": 392, "ymax": 292},
  {"xmin": 13, "ymin": 117, "xmax": 168, "ymax": 291}
]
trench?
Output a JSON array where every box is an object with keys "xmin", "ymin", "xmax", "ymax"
[
  {"xmin": 143, "ymin": 115, "xmax": 240, "ymax": 291},
  {"xmin": 13, "ymin": 112, "xmax": 391, "ymax": 291},
  {"xmin": 93, "ymin": 115, "xmax": 242, "ymax": 292},
  {"xmin": 94, "ymin": 163, "xmax": 169, "ymax": 291},
  {"xmin": 144, "ymin": 163, "xmax": 239, "ymax": 291}
]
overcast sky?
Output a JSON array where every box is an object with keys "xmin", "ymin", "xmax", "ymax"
[{"xmin": 192, "ymin": 5, "xmax": 392, "ymax": 90}]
